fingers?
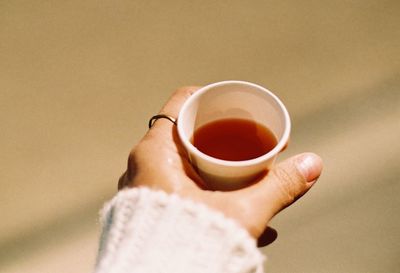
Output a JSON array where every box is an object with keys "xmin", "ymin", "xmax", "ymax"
[
  {"xmin": 122, "ymin": 86, "xmax": 203, "ymax": 192},
  {"xmin": 251, "ymin": 153, "xmax": 323, "ymax": 222},
  {"xmin": 161, "ymin": 86, "xmax": 200, "ymax": 117},
  {"xmin": 257, "ymin": 226, "xmax": 278, "ymax": 247},
  {"xmin": 141, "ymin": 86, "xmax": 200, "ymax": 162},
  {"xmin": 149, "ymin": 86, "xmax": 200, "ymax": 132},
  {"xmin": 280, "ymin": 138, "xmax": 289, "ymax": 153}
]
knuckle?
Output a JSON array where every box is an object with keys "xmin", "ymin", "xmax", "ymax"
[
  {"xmin": 127, "ymin": 148, "xmax": 138, "ymax": 167},
  {"xmin": 271, "ymin": 167, "xmax": 299, "ymax": 206},
  {"xmin": 178, "ymin": 86, "xmax": 200, "ymax": 93},
  {"xmin": 118, "ymin": 172, "xmax": 129, "ymax": 190},
  {"xmin": 126, "ymin": 146, "xmax": 143, "ymax": 178},
  {"xmin": 175, "ymin": 86, "xmax": 200, "ymax": 98}
]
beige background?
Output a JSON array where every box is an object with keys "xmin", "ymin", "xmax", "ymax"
[{"xmin": 1, "ymin": 1, "xmax": 399, "ymax": 272}]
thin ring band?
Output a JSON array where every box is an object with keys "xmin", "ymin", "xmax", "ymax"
[{"xmin": 148, "ymin": 114, "xmax": 177, "ymax": 128}]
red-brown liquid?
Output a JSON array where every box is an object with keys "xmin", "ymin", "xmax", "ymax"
[{"xmin": 192, "ymin": 118, "xmax": 278, "ymax": 161}]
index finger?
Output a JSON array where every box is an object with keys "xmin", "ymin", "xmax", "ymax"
[
  {"xmin": 147, "ymin": 86, "xmax": 200, "ymax": 136},
  {"xmin": 161, "ymin": 86, "xmax": 200, "ymax": 118}
]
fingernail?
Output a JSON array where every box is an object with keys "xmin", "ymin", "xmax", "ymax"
[{"xmin": 297, "ymin": 153, "xmax": 323, "ymax": 182}]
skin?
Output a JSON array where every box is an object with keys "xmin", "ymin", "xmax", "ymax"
[{"xmin": 118, "ymin": 86, "xmax": 323, "ymax": 246}]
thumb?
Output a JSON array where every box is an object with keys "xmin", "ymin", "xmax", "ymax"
[{"xmin": 252, "ymin": 153, "xmax": 323, "ymax": 222}]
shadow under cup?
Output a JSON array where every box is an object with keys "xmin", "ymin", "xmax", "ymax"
[{"xmin": 177, "ymin": 81, "xmax": 291, "ymax": 191}]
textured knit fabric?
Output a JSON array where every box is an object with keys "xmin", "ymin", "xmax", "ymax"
[{"xmin": 94, "ymin": 187, "xmax": 265, "ymax": 273}]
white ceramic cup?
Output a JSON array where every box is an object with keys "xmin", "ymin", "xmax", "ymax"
[{"xmin": 177, "ymin": 81, "xmax": 291, "ymax": 191}]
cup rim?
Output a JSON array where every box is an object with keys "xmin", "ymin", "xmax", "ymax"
[{"xmin": 177, "ymin": 80, "xmax": 291, "ymax": 167}]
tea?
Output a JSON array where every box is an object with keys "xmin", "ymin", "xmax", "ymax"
[{"xmin": 192, "ymin": 118, "xmax": 277, "ymax": 161}]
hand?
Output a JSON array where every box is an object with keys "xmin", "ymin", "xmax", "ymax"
[{"xmin": 118, "ymin": 86, "xmax": 323, "ymax": 246}]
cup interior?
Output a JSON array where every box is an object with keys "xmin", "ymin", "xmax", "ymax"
[{"xmin": 178, "ymin": 81, "xmax": 290, "ymax": 163}]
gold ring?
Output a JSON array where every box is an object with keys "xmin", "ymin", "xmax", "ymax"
[{"xmin": 148, "ymin": 114, "xmax": 177, "ymax": 128}]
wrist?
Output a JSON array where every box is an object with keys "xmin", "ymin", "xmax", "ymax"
[{"xmin": 96, "ymin": 187, "xmax": 265, "ymax": 273}]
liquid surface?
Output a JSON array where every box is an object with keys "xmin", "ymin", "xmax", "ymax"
[{"xmin": 192, "ymin": 118, "xmax": 278, "ymax": 161}]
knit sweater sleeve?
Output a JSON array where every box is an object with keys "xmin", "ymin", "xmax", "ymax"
[{"xmin": 94, "ymin": 187, "xmax": 265, "ymax": 273}]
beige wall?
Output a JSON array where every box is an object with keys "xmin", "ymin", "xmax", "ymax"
[{"xmin": 1, "ymin": 1, "xmax": 399, "ymax": 272}]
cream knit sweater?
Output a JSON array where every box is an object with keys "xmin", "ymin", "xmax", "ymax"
[{"xmin": 94, "ymin": 187, "xmax": 265, "ymax": 273}]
